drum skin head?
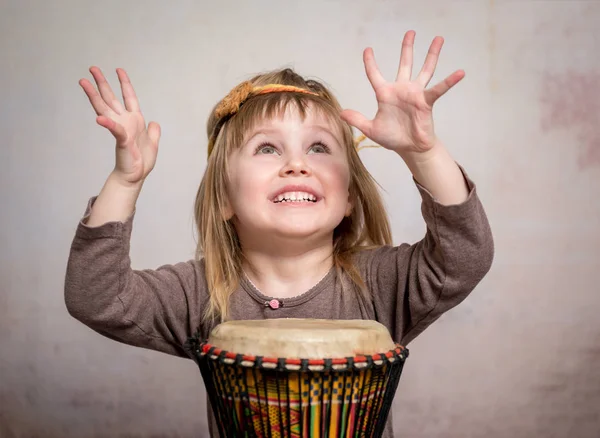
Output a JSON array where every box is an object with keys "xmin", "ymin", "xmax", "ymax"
[{"xmin": 208, "ymin": 318, "xmax": 397, "ymax": 359}]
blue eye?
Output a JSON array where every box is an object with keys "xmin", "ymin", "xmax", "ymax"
[
  {"xmin": 308, "ymin": 142, "xmax": 330, "ymax": 154},
  {"xmin": 255, "ymin": 143, "xmax": 278, "ymax": 155}
]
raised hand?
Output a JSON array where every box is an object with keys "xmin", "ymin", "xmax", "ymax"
[
  {"xmin": 80, "ymin": 67, "xmax": 161, "ymax": 186},
  {"xmin": 341, "ymin": 31, "xmax": 464, "ymax": 155}
]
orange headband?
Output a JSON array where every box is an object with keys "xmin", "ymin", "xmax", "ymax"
[
  {"xmin": 207, "ymin": 82, "xmax": 320, "ymax": 156},
  {"xmin": 207, "ymin": 82, "xmax": 378, "ymax": 157}
]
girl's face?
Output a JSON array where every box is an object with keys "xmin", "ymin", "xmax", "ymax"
[{"xmin": 225, "ymin": 104, "xmax": 352, "ymax": 247}]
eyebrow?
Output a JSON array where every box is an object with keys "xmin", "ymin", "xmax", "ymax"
[{"xmin": 244, "ymin": 125, "xmax": 341, "ymax": 145}]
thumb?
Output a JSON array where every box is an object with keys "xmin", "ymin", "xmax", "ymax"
[
  {"xmin": 147, "ymin": 121, "xmax": 161, "ymax": 145},
  {"xmin": 340, "ymin": 110, "xmax": 372, "ymax": 138}
]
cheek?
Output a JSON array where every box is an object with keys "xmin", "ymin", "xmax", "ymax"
[
  {"xmin": 228, "ymin": 162, "xmax": 273, "ymax": 206},
  {"xmin": 315, "ymin": 159, "xmax": 351, "ymax": 192},
  {"xmin": 338, "ymin": 164, "xmax": 351, "ymax": 190}
]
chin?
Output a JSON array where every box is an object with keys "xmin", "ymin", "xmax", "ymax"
[
  {"xmin": 265, "ymin": 222, "xmax": 338, "ymax": 241},
  {"xmin": 271, "ymin": 227, "xmax": 323, "ymax": 239}
]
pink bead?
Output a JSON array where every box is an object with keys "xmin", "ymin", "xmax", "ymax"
[{"xmin": 268, "ymin": 299, "xmax": 280, "ymax": 309}]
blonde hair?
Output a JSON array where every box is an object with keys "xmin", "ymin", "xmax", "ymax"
[{"xmin": 194, "ymin": 68, "xmax": 392, "ymax": 323}]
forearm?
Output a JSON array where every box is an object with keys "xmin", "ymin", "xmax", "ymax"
[
  {"xmin": 86, "ymin": 172, "xmax": 143, "ymax": 227},
  {"xmin": 398, "ymin": 140, "xmax": 469, "ymax": 205}
]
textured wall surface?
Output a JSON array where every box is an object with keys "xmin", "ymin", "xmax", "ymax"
[{"xmin": 1, "ymin": 0, "xmax": 599, "ymax": 437}]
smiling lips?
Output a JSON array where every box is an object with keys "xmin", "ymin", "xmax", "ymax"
[
  {"xmin": 270, "ymin": 185, "xmax": 320, "ymax": 204},
  {"xmin": 273, "ymin": 191, "xmax": 317, "ymax": 203}
]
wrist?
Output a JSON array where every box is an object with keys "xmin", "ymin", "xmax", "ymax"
[
  {"xmin": 395, "ymin": 139, "xmax": 469, "ymax": 205},
  {"xmin": 108, "ymin": 170, "xmax": 145, "ymax": 192},
  {"xmin": 396, "ymin": 138, "xmax": 448, "ymax": 168},
  {"xmin": 85, "ymin": 175, "xmax": 142, "ymax": 227}
]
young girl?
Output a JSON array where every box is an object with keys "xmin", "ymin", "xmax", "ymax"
[{"xmin": 65, "ymin": 31, "xmax": 493, "ymax": 437}]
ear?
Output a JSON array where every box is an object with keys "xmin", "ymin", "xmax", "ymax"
[
  {"xmin": 344, "ymin": 194, "xmax": 353, "ymax": 217},
  {"xmin": 222, "ymin": 196, "xmax": 234, "ymax": 221}
]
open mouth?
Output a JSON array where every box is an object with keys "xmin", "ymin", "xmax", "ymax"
[{"xmin": 272, "ymin": 191, "xmax": 318, "ymax": 204}]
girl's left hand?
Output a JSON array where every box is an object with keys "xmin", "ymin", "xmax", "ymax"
[{"xmin": 341, "ymin": 30, "xmax": 464, "ymax": 155}]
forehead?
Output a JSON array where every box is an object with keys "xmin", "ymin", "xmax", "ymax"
[{"xmin": 242, "ymin": 101, "xmax": 343, "ymax": 141}]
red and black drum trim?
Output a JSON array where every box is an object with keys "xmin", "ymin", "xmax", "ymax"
[
  {"xmin": 186, "ymin": 339, "xmax": 408, "ymax": 372},
  {"xmin": 185, "ymin": 332, "xmax": 409, "ymax": 438}
]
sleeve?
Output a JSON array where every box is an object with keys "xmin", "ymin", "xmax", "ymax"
[
  {"xmin": 359, "ymin": 164, "xmax": 494, "ymax": 346},
  {"xmin": 64, "ymin": 196, "xmax": 209, "ymax": 358}
]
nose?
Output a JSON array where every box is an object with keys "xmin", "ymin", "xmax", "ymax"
[{"xmin": 280, "ymin": 153, "xmax": 312, "ymax": 177}]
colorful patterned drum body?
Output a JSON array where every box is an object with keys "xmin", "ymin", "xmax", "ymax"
[{"xmin": 186, "ymin": 318, "xmax": 408, "ymax": 438}]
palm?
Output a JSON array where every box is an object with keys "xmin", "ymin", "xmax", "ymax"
[
  {"xmin": 341, "ymin": 31, "xmax": 464, "ymax": 154},
  {"xmin": 370, "ymin": 81, "xmax": 434, "ymax": 151},
  {"xmin": 80, "ymin": 67, "xmax": 160, "ymax": 184},
  {"xmin": 111, "ymin": 110, "xmax": 153, "ymax": 180}
]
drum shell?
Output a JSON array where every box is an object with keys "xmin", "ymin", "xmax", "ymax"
[{"xmin": 191, "ymin": 342, "xmax": 408, "ymax": 438}]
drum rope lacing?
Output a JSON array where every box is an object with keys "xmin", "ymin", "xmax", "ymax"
[
  {"xmin": 185, "ymin": 332, "xmax": 409, "ymax": 372},
  {"xmin": 184, "ymin": 324, "xmax": 409, "ymax": 438}
]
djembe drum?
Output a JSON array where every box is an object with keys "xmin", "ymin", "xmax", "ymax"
[{"xmin": 186, "ymin": 318, "xmax": 408, "ymax": 438}]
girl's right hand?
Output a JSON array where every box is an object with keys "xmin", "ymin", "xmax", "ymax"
[{"xmin": 80, "ymin": 67, "xmax": 161, "ymax": 187}]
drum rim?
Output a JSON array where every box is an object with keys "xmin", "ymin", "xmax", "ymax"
[{"xmin": 185, "ymin": 334, "xmax": 409, "ymax": 372}]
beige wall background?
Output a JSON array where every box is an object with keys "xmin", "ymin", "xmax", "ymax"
[{"xmin": 1, "ymin": 0, "xmax": 599, "ymax": 436}]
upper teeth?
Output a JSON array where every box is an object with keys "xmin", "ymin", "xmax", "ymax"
[{"xmin": 274, "ymin": 191, "xmax": 317, "ymax": 202}]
